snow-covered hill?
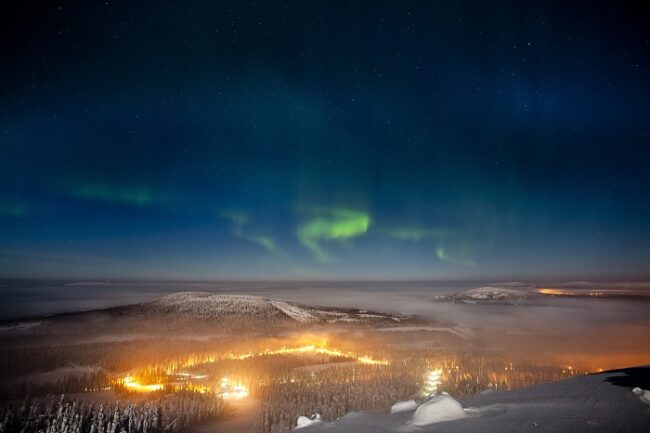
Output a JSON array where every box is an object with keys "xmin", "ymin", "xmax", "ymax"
[
  {"xmin": 151, "ymin": 292, "xmax": 287, "ymax": 319},
  {"xmin": 143, "ymin": 292, "xmax": 408, "ymax": 324},
  {"xmin": 431, "ymin": 286, "xmax": 536, "ymax": 304},
  {"xmin": 432, "ymin": 283, "xmax": 650, "ymax": 304},
  {"xmin": 301, "ymin": 367, "xmax": 650, "ymax": 432}
]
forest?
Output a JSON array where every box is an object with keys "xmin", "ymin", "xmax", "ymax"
[
  {"xmin": 0, "ymin": 304, "xmax": 582, "ymax": 433},
  {"xmin": 0, "ymin": 392, "xmax": 226, "ymax": 433}
]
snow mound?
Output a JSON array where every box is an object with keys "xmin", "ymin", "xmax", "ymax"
[
  {"xmin": 391, "ymin": 400, "xmax": 418, "ymax": 413},
  {"xmin": 632, "ymin": 387, "xmax": 650, "ymax": 405},
  {"xmin": 409, "ymin": 393, "xmax": 467, "ymax": 427},
  {"xmin": 296, "ymin": 413, "xmax": 322, "ymax": 429}
]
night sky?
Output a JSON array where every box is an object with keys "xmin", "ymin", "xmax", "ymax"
[{"xmin": 1, "ymin": 1, "xmax": 649, "ymax": 281}]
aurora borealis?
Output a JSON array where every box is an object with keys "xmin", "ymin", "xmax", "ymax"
[
  {"xmin": 297, "ymin": 208, "xmax": 370, "ymax": 263},
  {"xmin": 1, "ymin": 1, "xmax": 649, "ymax": 280}
]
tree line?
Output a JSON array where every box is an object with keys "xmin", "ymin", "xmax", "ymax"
[{"xmin": 0, "ymin": 392, "xmax": 226, "ymax": 433}]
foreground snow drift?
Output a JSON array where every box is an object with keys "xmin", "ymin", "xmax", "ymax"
[
  {"xmin": 409, "ymin": 393, "xmax": 466, "ymax": 427},
  {"xmin": 300, "ymin": 367, "xmax": 650, "ymax": 433},
  {"xmin": 296, "ymin": 414, "xmax": 322, "ymax": 429}
]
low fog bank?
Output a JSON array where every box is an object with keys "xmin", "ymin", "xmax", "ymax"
[
  {"xmin": 2, "ymin": 280, "xmax": 649, "ymax": 370},
  {"xmin": 255, "ymin": 285, "xmax": 650, "ymax": 370},
  {"xmin": 3, "ymin": 279, "xmax": 650, "ymax": 321},
  {"xmin": 0, "ymin": 280, "xmax": 470, "ymax": 319}
]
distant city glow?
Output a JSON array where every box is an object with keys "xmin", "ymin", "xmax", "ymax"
[{"xmin": 537, "ymin": 288, "xmax": 632, "ymax": 297}]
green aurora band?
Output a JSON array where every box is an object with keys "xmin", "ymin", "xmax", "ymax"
[
  {"xmin": 436, "ymin": 245, "xmax": 475, "ymax": 268},
  {"xmin": 297, "ymin": 208, "xmax": 370, "ymax": 262},
  {"xmin": 0, "ymin": 202, "xmax": 30, "ymax": 218},
  {"xmin": 70, "ymin": 183, "xmax": 166, "ymax": 207},
  {"xmin": 387, "ymin": 227, "xmax": 448, "ymax": 242},
  {"xmin": 221, "ymin": 211, "xmax": 277, "ymax": 253}
]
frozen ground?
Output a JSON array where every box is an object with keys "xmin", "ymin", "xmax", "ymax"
[{"xmin": 301, "ymin": 367, "xmax": 650, "ymax": 433}]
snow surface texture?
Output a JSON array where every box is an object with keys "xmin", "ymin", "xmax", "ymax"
[
  {"xmin": 300, "ymin": 367, "xmax": 650, "ymax": 433},
  {"xmin": 149, "ymin": 292, "xmax": 406, "ymax": 324}
]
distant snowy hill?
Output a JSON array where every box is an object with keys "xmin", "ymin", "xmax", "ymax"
[
  {"xmin": 151, "ymin": 292, "xmax": 287, "ymax": 319},
  {"xmin": 431, "ymin": 286, "xmax": 536, "ymax": 304},
  {"xmin": 142, "ymin": 292, "xmax": 409, "ymax": 324},
  {"xmin": 301, "ymin": 367, "xmax": 650, "ymax": 432},
  {"xmin": 432, "ymin": 283, "xmax": 650, "ymax": 304}
]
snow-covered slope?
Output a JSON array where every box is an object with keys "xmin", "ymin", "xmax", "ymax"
[
  {"xmin": 143, "ymin": 292, "xmax": 409, "ymax": 324},
  {"xmin": 301, "ymin": 367, "xmax": 650, "ymax": 433},
  {"xmin": 270, "ymin": 300, "xmax": 316, "ymax": 322}
]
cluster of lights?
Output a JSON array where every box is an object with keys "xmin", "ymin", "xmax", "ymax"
[
  {"xmin": 537, "ymin": 288, "xmax": 615, "ymax": 297},
  {"xmin": 562, "ymin": 365, "xmax": 577, "ymax": 375},
  {"xmin": 175, "ymin": 343, "xmax": 389, "ymax": 367},
  {"xmin": 420, "ymin": 369, "xmax": 442, "ymax": 397},
  {"xmin": 118, "ymin": 375, "xmax": 249, "ymax": 399},
  {"xmin": 219, "ymin": 377, "xmax": 249, "ymax": 399},
  {"xmin": 220, "ymin": 343, "xmax": 390, "ymax": 365},
  {"xmin": 114, "ymin": 340, "xmax": 389, "ymax": 397},
  {"xmin": 537, "ymin": 288, "xmax": 571, "ymax": 296},
  {"xmin": 163, "ymin": 341, "xmax": 389, "ymax": 372},
  {"xmin": 121, "ymin": 375, "xmax": 165, "ymax": 393}
]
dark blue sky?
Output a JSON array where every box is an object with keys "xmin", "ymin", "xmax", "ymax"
[{"xmin": 1, "ymin": 1, "xmax": 649, "ymax": 280}]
